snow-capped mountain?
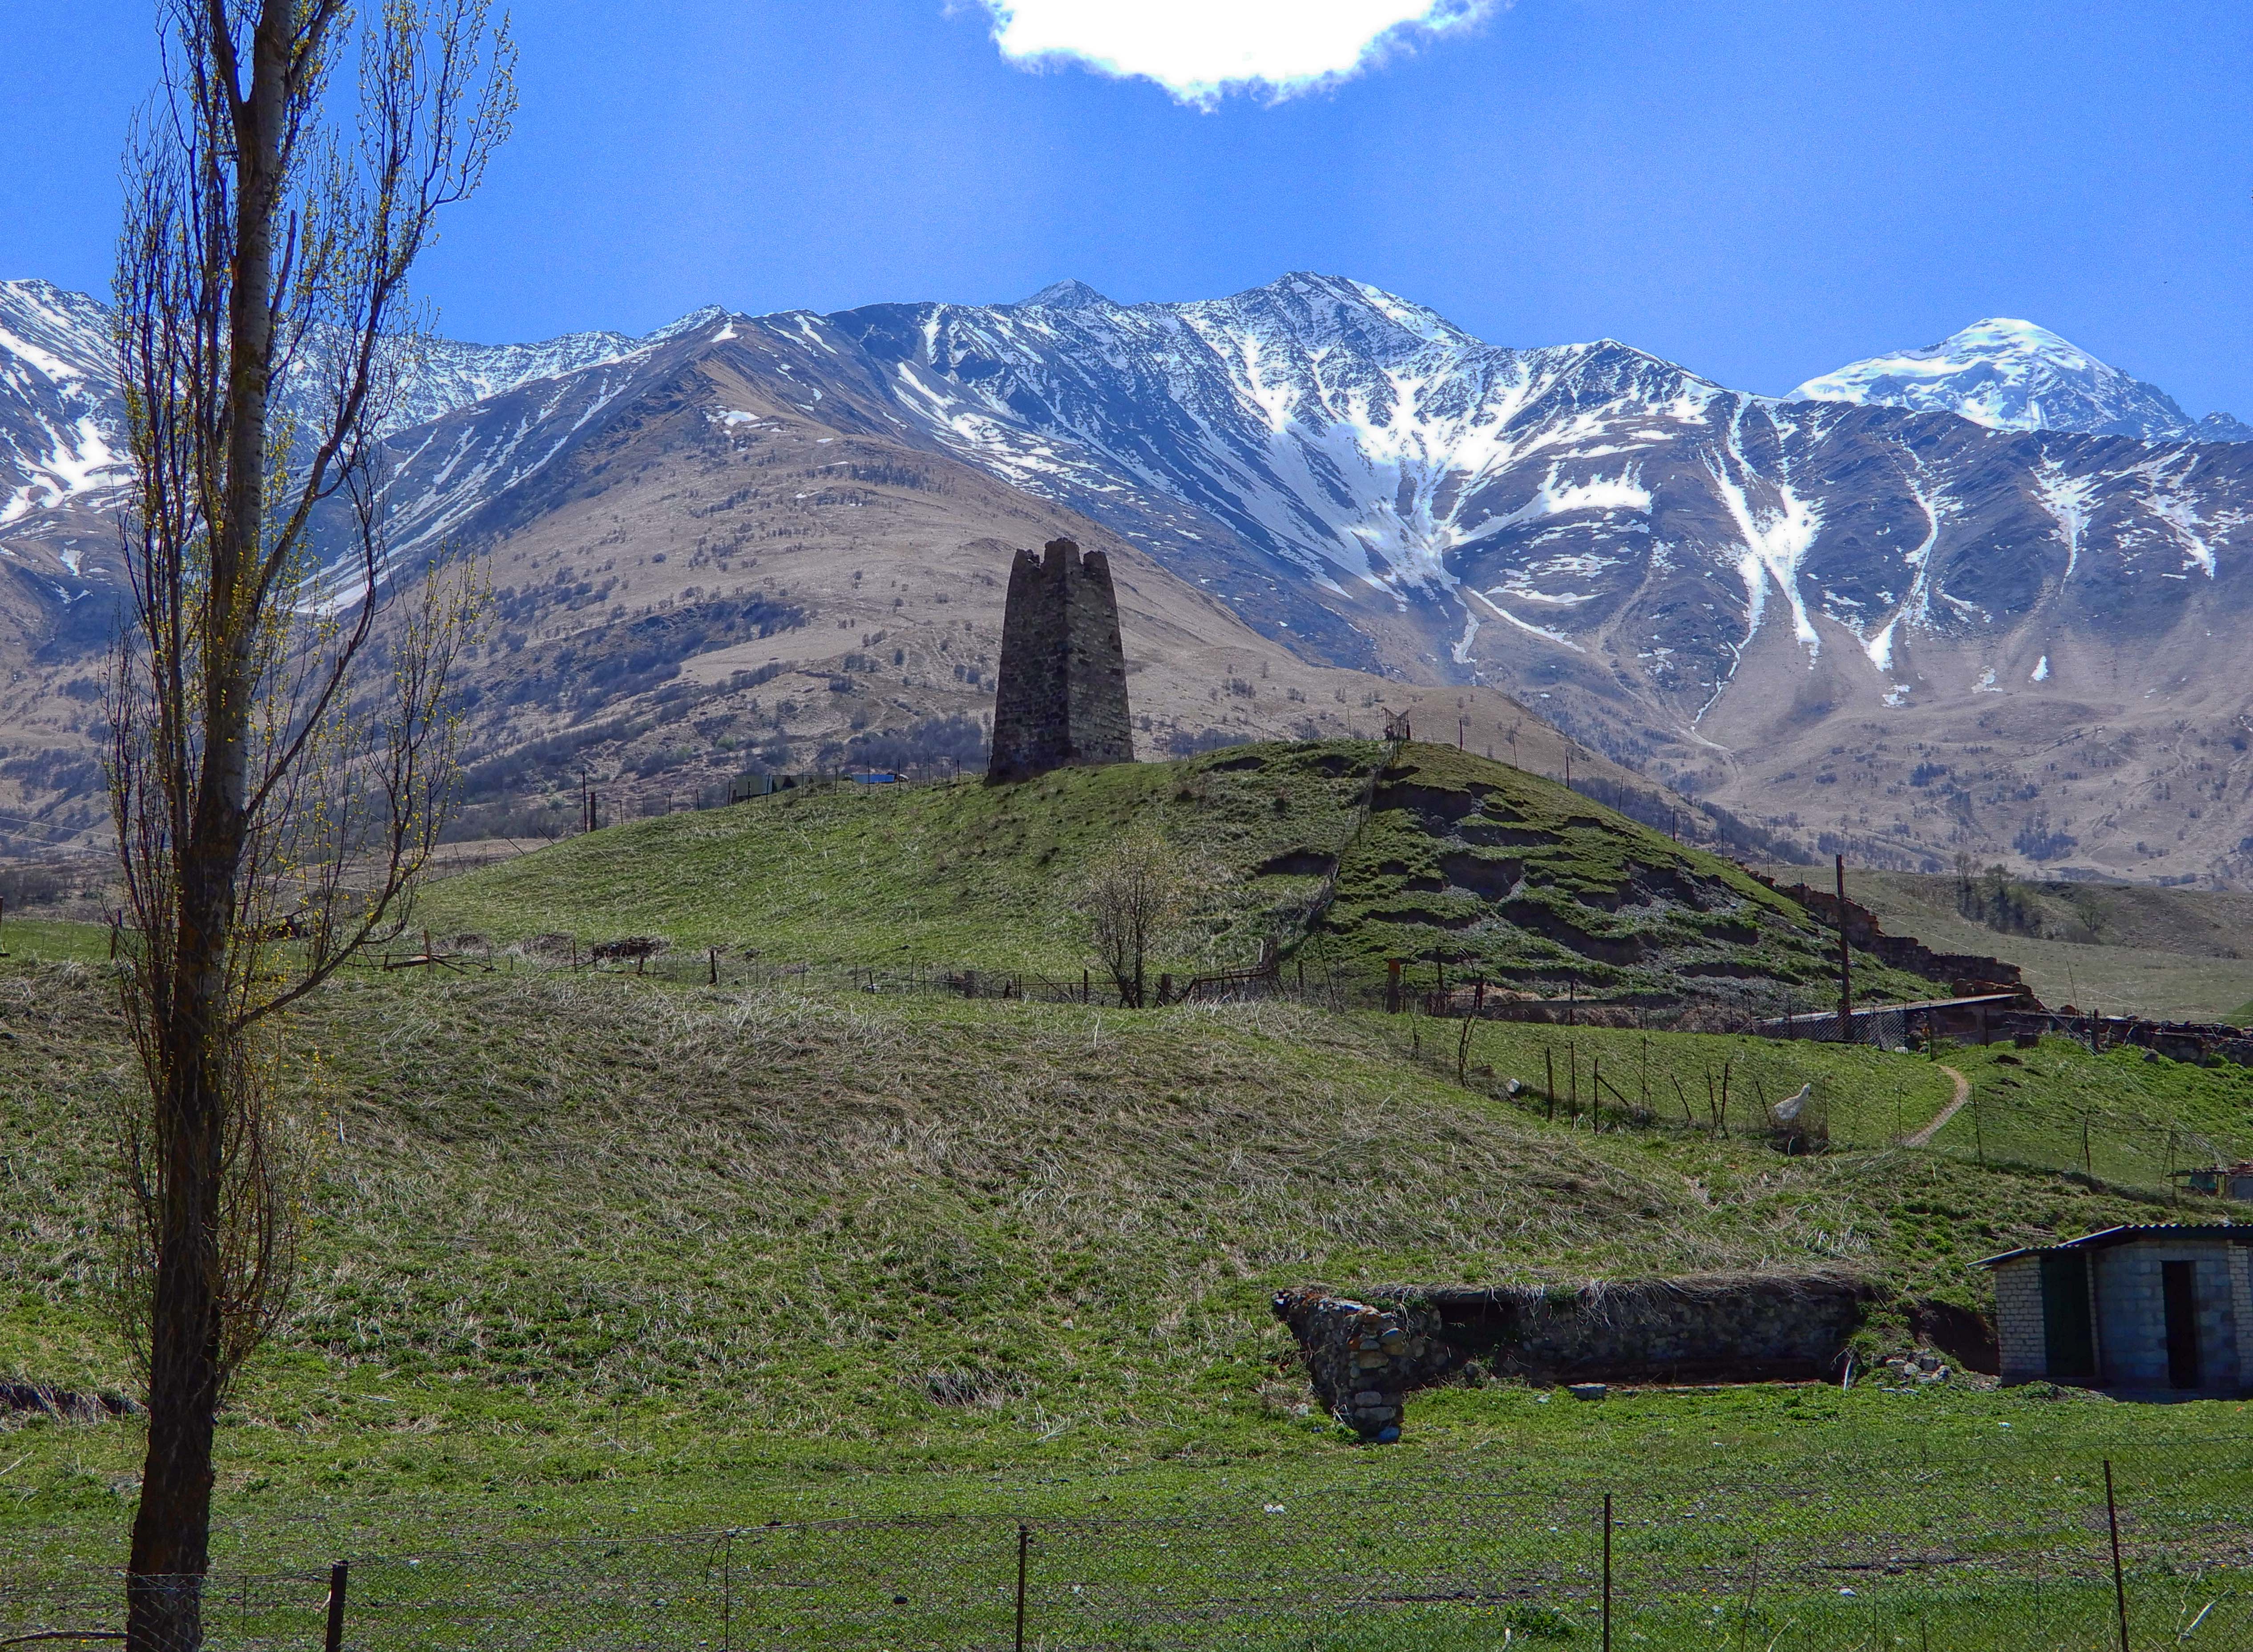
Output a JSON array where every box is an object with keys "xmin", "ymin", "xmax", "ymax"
[
  {"xmin": 0, "ymin": 276, "xmax": 671, "ymax": 531},
  {"xmin": 10, "ymin": 269, "xmax": 2253, "ymax": 884},
  {"xmin": 1790, "ymin": 318, "xmax": 2253, "ymax": 443},
  {"xmin": 832, "ymin": 272, "xmax": 1724, "ymax": 607},
  {"xmin": 0, "ymin": 279, "xmax": 125, "ymax": 531}
]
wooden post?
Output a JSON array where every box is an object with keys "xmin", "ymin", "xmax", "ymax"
[
  {"xmin": 1386, "ymin": 958, "xmax": 1403, "ymax": 1015},
  {"xmin": 1835, "ymin": 854, "xmax": 1853, "ymax": 1041},
  {"xmin": 2104, "ymin": 1461, "xmax": 2129, "ymax": 1652},
  {"xmin": 324, "ymin": 1561, "xmax": 348, "ymax": 1652},
  {"xmin": 1014, "ymin": 1524, "xmax": 1030, "ymax": 1652},
  {"xmin": 708, "ymin": 947, "xmax": 719, "ymax": 986},
  {"xmin": 1601, "ymin": 1494, "xmax": 1612, "ymax": 1652}
]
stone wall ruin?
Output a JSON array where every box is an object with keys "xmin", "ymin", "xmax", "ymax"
[{"xmin": 1273, "ymin": 1271, "xmax": 1886, "ymax": 1439}]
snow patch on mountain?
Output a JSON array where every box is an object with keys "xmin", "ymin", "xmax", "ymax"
[
  {"xmin": 1861, "ymin": 470, "xmax": 1950, "ymax": 673},
  {"xmin": 1709, "ymin": 409, "xmax": 1824, "ymax": 660},
  {"xmin": 2032, "ymin": 455, "xmax": 2102, "ymax": 582}
]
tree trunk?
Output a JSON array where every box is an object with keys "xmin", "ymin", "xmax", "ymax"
[
  {"xmin": 125, "ymin": 6, "xmax": 288, "ymax": 1648},
  {"xmin": 125, "ymin": 1059, "xmax": 224, "ymax": 1652}
]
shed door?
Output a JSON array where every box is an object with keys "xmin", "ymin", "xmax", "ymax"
[
  {"xmin": 2039, "ymin": 1254, "xmax": 2096, "ymax": 1385},
  {"xmin": 2163, "ymin": 1261, "xmax": 2201, "ymax": 1390}
]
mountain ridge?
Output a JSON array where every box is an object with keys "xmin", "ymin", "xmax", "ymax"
[{"xmin": 4, "ymin": 273, "xmax": 2253, "ymax": 886}]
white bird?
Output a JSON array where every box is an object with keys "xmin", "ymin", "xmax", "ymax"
[{"xmin": 1773, "ymin": 1083, "xmax": 1812, "ymax": 1123}]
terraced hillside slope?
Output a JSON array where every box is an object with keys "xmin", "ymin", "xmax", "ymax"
[
  {"xmin": 420, "ymin": 740, "xmax": 1931, "ymax": 1008},
  {"xmin": 1757, "ymin": 864, "xmax": 2253, "ymax": 1022}
]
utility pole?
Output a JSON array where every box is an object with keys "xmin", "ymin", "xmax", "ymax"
[{"xmin": 1835, "ymin": 854, "xmax": 1853, "ymax": 1042}]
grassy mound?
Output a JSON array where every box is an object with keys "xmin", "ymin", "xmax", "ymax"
[{"xmin": 420, "ymin": 740, "xmax": 1935, "ymax": 1005}]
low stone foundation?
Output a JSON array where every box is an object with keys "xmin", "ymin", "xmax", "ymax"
[{"xmin": 1274, "ymin": 1271, "xmax": 1884, "ymax": 1439}]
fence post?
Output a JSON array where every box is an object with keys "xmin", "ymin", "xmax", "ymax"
[
  {"xmin": 2105, "ymin": 1460, "xmax": 2129, "ymax": 1652},
  {"xmin": 1014, "ymin": 1523, "xmax": 1030, "ymax": 1652},
  {"xmin": 324, "ymin": 1561, "xmax": 348, "ymax": 1652},
  {"xmin": 1601, "ymin": 1494, "xmax": 1612, "ymax": 1652}
]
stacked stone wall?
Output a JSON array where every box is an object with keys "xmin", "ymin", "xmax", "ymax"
[
  {"xmin": 1275, "ymin": 1270, "xmax": 1882, "ymax": 1439},
  {"xmin": 1268, "ymin": 1289, "xmax": 1461, "ymax": 1442},
  {"xmin": 1751, "ymin": 873, "xmax": 2026, "ymax": 994}
]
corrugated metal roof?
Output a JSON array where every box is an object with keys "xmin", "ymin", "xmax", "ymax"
[{"xmin": 1976, "ymin": 1223, "xmax": 2253, "ymax": 1268}]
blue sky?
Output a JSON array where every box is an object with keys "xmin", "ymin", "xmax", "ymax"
[{"xmin": 7, "ymin": 0, "xmax": 2251, "ymax": 415}]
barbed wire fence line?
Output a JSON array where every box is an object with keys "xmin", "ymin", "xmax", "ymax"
[{"xmin": 9, "ymin": 1447, "xmax": 2253, "ymax": 1652}]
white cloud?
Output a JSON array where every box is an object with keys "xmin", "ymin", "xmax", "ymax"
[{"xmin": 970, "ymin": 0, "xmax": 1496, "ymax": 106}]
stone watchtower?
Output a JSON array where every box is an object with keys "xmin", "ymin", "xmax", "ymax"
[{"xmin": 986, "ymin": 538, "xmax": 1133, "ymax": 782}]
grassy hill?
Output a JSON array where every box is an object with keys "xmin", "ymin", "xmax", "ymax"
[
  {"xmin": 421, "ymin": 740, "xmax": 1934, "ymax": 1008},
  {"xmin": 4, "ymin": 751, "xmax": 2252, "ymax": 1645}
]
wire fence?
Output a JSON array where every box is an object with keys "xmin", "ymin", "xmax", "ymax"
[
  {"xmin": 11, "ymin": 1447, "xmax": 2253, "ymax": 1652},
  {"xmin": 352, "ymin": 939, "xmax": 2253, "ymax": 1201},
  {"xmin": 365, "ymin": 937, "xmax": 1803, "ymax": 1031}
]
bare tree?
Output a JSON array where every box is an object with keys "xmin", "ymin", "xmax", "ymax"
[
  {"xmin": 1083, "ymin": 829, "xmax": 1188, "ymax": 1007},
  {"xmin": 108, "ymin": 4, "xmax": 512, "ymax": 1649}
]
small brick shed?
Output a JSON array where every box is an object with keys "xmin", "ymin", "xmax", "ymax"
[{"xmin": 1978, "ymin": 1225, "xmax": 2253, "ymax": 1398}]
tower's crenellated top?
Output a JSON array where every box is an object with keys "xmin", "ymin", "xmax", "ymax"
[{"xmin": 986, "ymin": 538, "xmax": 1133, "ymax": 782}]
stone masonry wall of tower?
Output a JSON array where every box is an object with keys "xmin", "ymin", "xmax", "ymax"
[{"xmin": 987, "ymin": 538, "xmax": 1134, "ymax": 782}]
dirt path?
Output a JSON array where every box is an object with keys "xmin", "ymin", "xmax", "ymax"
[{"xmin": 1904, "ymin": 1065, "xmax": 1971, "ymax": 1148}]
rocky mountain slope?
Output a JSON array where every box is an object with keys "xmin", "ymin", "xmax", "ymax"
[
  {"xmin": 6, "ymin": 272, "xmax": 2253, "ymax": 885},
  {"xmin": 790, "ymin": 276, "xmax": 2253, "ymax": 886},
  {"xmin": 0, "ymin": 280, "xmax": 1651, "ymax": 854}
]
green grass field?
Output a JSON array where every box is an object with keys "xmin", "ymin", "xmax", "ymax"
[{"xmin": 5, "ymin": 747, "xmax": 2253, "ymax": 1649}]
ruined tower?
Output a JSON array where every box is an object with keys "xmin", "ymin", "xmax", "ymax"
[{"xmin": 986, "ymin": 538, "xmax": 1133, "ymax": 782}]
